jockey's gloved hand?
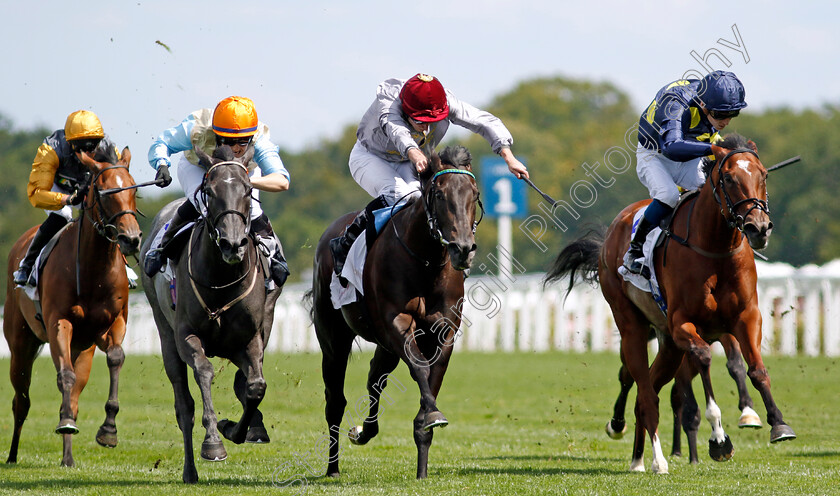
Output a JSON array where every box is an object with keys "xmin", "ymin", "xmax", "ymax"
[
  {"xmin": 66, "ymin": 189, "xmax": 84, "ymax": 206},
  {"xmin": 155, "ymin": 163, "xmax": 172, "ymax": 187}
]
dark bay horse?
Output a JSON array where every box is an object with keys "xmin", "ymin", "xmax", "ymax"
[
  {"xmin": 310, "ymin": 146, "xmax": 479, "ymax": 479},
  {"xmin": 605, "ymin": 332, "xmax": 761, "ymax": 464},
  {"xmin": 139, "ymin": 145, "xmax": 279, "ymax": 484},
  {"xmin": 4, "ymin": 146, "xmax": 141, "ymax": 467},
  {"xmin": 545, "ymin": 134, "xmax": 795, "ymax": 473}
]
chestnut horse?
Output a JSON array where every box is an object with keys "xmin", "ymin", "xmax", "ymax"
[
  {"xmin": 4, "ymin": 146, "xmax": 140, "ymax": 467},
  {"xmin": 309, "ymin": 146, "xmax": 479, "ymax": 479},
  {"xmin": 545, "ymin": 134, "xmax": 795, "ymax": 473},
  {"xmin": 139, "ymin": 145, "xmax": 279, "ymax": 483}
]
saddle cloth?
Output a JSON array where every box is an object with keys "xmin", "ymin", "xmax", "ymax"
[
  {"xmin": 617, "ymin": 209, "xmax": 667, "ymax": 314},
  {"xmin": 330, "ymin": 200, "xmax": 409, "ymax": 309}
]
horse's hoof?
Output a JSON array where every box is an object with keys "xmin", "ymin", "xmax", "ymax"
[
  {"xmin": 422, "ymin": 411, "xmax": 448, "ymax": 431},
  {"xmin": 348, "ymin": 425, "xmax": 365, "ymax": 445},
  {"xmin": 605, "ymin": 420, "xmax": 627, "ymax": 440},
  {"xmin": 629, "ymin": 458, "xmax": 645, "ymax": 472},
  {"xmin": 245, "ymin": 425, "xmax": 270, "ymax": 444},
  {"xmin": 326, "ymin": 471, "xmax": 340, "ymax": 478},
  {"xmin": 200, "ymin": 440, "xmax": 228, "ymax": 462},
  {"xmin": 708, "ymin": 434, "xmax": 734, "ymax": 461},
  {"xmin": 738, "ymin": 406, "xmax": 763, "ymax": 428},
  {"xmin": 218, "ymin": 419, "xmax": 246, "ymax": 444},
  {"xmin": 95, "ymin": 425, "xmax": 118, "ymax": 448},
  {"xmin": 770, "ymin": 424, "xmax": 796, "ymax": 443},
  {"xmin": 55, "ymin": 419, "xmax": 79, "ymax": 435}
]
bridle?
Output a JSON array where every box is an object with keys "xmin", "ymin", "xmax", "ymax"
[
  {"xmin": 711, "ymin": 148, "xmax": 770, "ymax": 232},
  {"xmin": 84, "ymin": 165, "xmax": 140, "ymax": 242},
  {"xmin": 187, "ymin": 160, "xmax": 259, "ymax": 321},
  {"xmin": 393, "ymin": 168, "xmax": 484, "ymax": 267},
  {"xmin": 194, "ymin": 161, "xmax": 253, "ymax": 249},
  {"xmin": 423, "ymin": 168, "xmax": 484, "ymax": 246}
]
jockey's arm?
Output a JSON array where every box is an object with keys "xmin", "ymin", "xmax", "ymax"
[
  {"xmin": 250, "ymin": 171, "xmax": 289, "ymax": 192},
  {"xmin": 499, "ymin": 147, "xmax": 529, "ymax": 179}
]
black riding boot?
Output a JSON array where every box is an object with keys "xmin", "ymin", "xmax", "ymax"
[
  {"xmin": 13, "ymin": 213, "xmax": 69, "ymax": 286},
  {"xmin": 251, "ymin": 213, "xmax": 290, "ymax": 288},
  {"xmin": 143, "ymin": 200, "xmax": 199, "ymax": 276},
  {"xmin": 622, "ymin": 215, "xmax": 656, "ymax": 276},
  {"xmin": 329, "ymin": 195, "xmax": 389, "ymax": 277}
]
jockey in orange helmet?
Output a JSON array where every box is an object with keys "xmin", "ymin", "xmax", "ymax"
[
  {"xmin": 330, "ymin": 73, "xmax": 529, "ymax": 276},
  {"xmin": 144, "ymin": 96, "xmax": 291, "ymax": 287},
  {"xmin": 13, "ymin": 110, "xmax": 120, "ymax": 286}
]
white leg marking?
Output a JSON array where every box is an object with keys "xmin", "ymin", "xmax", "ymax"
[
  {"xmin": 738, "ymin": 406, "xmax": 762, "ymax": 428},
  {"xmin": 629, "ymin": 457, "xmax": 646, "ymax": 472},
  {"xmin": 650, "ymin": 432, "xmax": 669, "ymax": 474},
  {"xmin": 706, "ymin": 398, "xmax": 726, "ymax": 443}
]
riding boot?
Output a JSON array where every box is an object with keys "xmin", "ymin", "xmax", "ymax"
[
  {"xmin": 143, "ymin": 200, "xmax": 199, "ymax": 276},
  {"xmin": 622, "ymin": 215, "xmax": 656, "ymax": 276},
  {"xmin": 13, "ymin": 213, "xmax": 68, "ymax": 286},
  {"xmin": 251, "ymin": 213, "xmax": 290, "ymax": 288},
  {"xmin": 329, "ymin": 195, "xmax": 389, "ymax": 277}
]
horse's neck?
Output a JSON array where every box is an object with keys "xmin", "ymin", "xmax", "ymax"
[
  {"xmin": 399, "ymin": 200, "xmax": 446, "ymax": 266},
  {"xmin": 77, "ymin": 216, "xmax": 121, "ymax": 265},
  {"xmin": 689, "ymin": 187, "xmax": 744, "ymax": 250}
]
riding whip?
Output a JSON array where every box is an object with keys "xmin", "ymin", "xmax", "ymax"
[
  {"xmin": 767, "ymin": 155, "xmax": 801, "ymax": 173},
  {"xmin": 521, "ymin": 176, "xmax": 559, "ymax": 206}
]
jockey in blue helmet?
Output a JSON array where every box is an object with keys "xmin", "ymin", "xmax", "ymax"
[{"xmin": 624, "ymin": 71, "xmax": 747, "ymax": 276}]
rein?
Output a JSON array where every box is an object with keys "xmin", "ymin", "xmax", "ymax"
[{"xmin": 186, "ymin": 160, "xmax": 258, "ymax": 321}]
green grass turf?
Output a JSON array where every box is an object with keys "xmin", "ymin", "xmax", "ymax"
[{"xmin": 0, "ymin": 350, "xmax": 838, "ymax": 495}]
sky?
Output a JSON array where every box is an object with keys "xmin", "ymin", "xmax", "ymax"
[{"xmin": 2, "ymin": 0, "xmax": 838, "ymax": 187}]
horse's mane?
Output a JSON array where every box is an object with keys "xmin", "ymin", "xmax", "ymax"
[
  {"xmin": 717, "ymin": 133, "xmax": 750, "ymax": 150},
  {"xmin": 419, "ymin": 145, "xmax": 473, "ymax": 184}
]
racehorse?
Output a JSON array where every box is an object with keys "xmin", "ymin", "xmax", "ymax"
[
  {"xmin": 139, "ymin": 145, "xmax": 280, "ymax": 484},
  {"xmin": 545, "ymin": 134, "xmax": 795, "ymax": 473},
  {"xmin": 309, "ymin": 145, "xmax": 480, "ymax": 479},
  {"xmin": 605, "ymin": 332, "xmax": 762, "ymax": 464},
  {"xmin": 4, "ymin": 146, "xmax": 140, "ymax": 467}
]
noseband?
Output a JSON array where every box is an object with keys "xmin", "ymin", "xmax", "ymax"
[
  {"xmin": 423, "ymin": 168, "xmax": 484, "ymax": 247},
  {"xmin": 711, "ymin": 149, "xmax": 770, "ymax": 232}
]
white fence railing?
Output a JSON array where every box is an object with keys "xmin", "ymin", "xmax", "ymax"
[{"xmin": 3, "ymin": 261, "xmax": 840, "ymax": 357}]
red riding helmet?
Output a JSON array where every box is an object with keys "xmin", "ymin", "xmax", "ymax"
[{"xmin": 399, "ymin": 74, "xmax": 450, "ymax": 123}]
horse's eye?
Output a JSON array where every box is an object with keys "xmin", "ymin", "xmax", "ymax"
[
  {"xmin": 434, "ymin": 190, "xmax": 444, "ymax": 200},
  {"xmin": 723, "ymin": 174, "xmax": 735, "ymax": 185}
]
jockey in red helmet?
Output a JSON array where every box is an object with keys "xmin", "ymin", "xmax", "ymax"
[{"xmin": 329, "ymin": 73, "xmax": 529, "ymax": 276}]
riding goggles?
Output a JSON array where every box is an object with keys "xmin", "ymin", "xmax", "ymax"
[
  {"xmin": 709, "ymin": 109, "xmax": 740, "ymax": 120},
  {"xmin": 71, "ymin": 138, "xmax": 101, "ymax": 153},
  {"xmin": 217, "ymin": 136, "xmax": 253, "ymax": 148}
]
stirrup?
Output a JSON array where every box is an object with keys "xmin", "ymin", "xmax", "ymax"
[
  {"xmin": 329, "ymin": 237, "xmax": 347, "ymax": 276},
  {"xmin": 13, "ymin": 268, "xmax": 31, "ymax": 287}
]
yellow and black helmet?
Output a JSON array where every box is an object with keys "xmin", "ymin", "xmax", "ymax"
[{"xmin": 64, "ymin": 110, "xmax": 105, "ymax": 141}]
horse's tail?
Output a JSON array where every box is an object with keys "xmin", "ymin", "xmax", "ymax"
[
  {"xmin": 302, "ymin": 289, "xmax": 315, "ymax": 323},
  {"xmin": 543, "ymin": 227, "xmax": 605, "ymax": 299}
]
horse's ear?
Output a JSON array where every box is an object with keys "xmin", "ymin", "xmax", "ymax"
[
  {"xmin": 747, "ymin": 140, "xmax": 758, "ymax": 153},
  {"xmin": 194, "ymin": 146, "xmax": 213, "ymax": 169},
  {"xmin": 119, "ymin": 146, "xmax": 131, "ymax": 167}
]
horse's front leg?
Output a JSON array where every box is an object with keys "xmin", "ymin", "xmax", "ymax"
[
  {"xmin": 59, "ymin": 345, "xmax": 95, "ymax": 467},
  {"xmin": 674, "ymin": 321, "xmax": 733, "ymax": 462},
  {"xmin": 219, "ymin": 337, "xmax": 266, "ymax": 445},
  {"xmin": 95, "ymin": 315, "xmax": 127, "ymax": 448},
  {"xmin": 49, "ymin": 318, "xmax": 81, "ymax": 442},
  {"xmin": 412, "ymin": 342, "xmax": 454, "ymax": 479},
  {"xmin": 178, "ymin": 331, "xmax": 226, "ymax": 462},
  {"xmin": 734, "ymin": 310, "xmax": 796, "ymax": 443},
  {"xmin": 348, "ymin": 346, "xmax": 401, "ymax": 446},
  {"xmin": 719, "ymin": 333, "xmax": 761, "ymax": 428}
]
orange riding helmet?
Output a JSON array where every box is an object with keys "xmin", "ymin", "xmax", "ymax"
[
  {"xmin": 212, "ymin": 96, "xmax": 259, "ymax": 137},
  {"xmin": 399, "ymin": 74, "xmax": 450, "ymax": 123}
]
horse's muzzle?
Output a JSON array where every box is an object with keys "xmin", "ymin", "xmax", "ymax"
[
  {"xmin": 218, "ymin": 236, "xmax": 249, "ymax": 264},
  {"xmin": 447, "ymin": 241, "xmax": 477, "ymax": 271},
  {"xmin": 117, "ymin": 232, "xmax": 142, "ymax": 257},
  {"xmin": 744, "ymin": 218, "xmax": 773, "ymax": 250}
]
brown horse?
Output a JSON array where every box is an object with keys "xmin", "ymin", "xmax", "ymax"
[
  {"xmin": 545, "ymin": 134, "xmax": 795, "ymax": 473},
  {"xmin": 605, "ymin": 332, "xmax": 762, "ymax": 464},
  {"xmin": 309, "ymin": 145, "xmax": 479, "ymax": 479},
  {"xmin": 139, "ymin": 145, "xmax": 280, "ymax": 483},
  {"xmin": 4, "ymin": 146, "xmax": 140, "ymax": 467}
]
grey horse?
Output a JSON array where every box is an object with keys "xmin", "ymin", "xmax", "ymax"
[{"xmin": 140, "ymin": 145, "xmax": 280, "ymax": 483}]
